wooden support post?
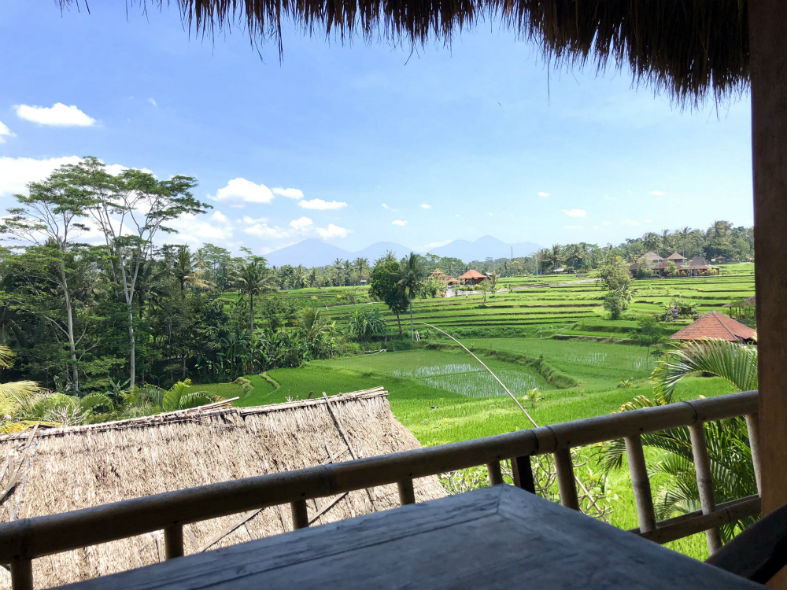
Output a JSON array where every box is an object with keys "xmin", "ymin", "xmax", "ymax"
[
  {"xmin": 291, "ymin": 499, "xmax": 309, "ymax": 530},
  {"xmin": 10, "ymin": 558, "xmax": 33, "ymax": 590},
  {"xmin": 554, "ymin": 449, "xmax": 579, "ymax": 510},
  {"xmin": 625, "ymin": 435, "xmax": 656, "ymax": 534},
  {"xmin": 511, "ymin": 456, "xmax": 536, "ymax": 494},
  {"xmin": 745, "ymin": 413, "xmax": 763, "ymax": 495},
  {"xmin": 688, "ymin": 424, "xmax": 722, "ymax": 554},
  {"xmin": 164, "ymin": 524, "xmax": 184, "ymax": 559},
  {"xmin": 487, "ymin": 461, "xmax": 503, "ymax": 486},
  {"xmin": 397, "ymin": 478, "xmax": 416, "ymax": 505},
  {"xmin": 749, "ymin": 0, "xmax": 787, "ymax": 585}
]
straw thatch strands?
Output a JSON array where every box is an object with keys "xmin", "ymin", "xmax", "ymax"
[
  {"xmin": 0, "ymin": 387, "xmax": 444, "ymax": 588},
  {"xmin": 57, "ymin": 0, "xmax": 749, "ymax": 104}
]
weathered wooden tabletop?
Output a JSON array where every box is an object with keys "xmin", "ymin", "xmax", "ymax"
[{"xmin": 58, "ymin": 485, "xmax": 763, "ymax": 589}]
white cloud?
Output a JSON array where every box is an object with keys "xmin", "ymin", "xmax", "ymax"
[
  {"xmin": 420, "ymin": 203, "xmax": 431, "ymax": 209},
  {"xmin": 562, "ymin": 208, "xmax": 587, "ymax": 218},
  {"xmin": 392, "ymin": 219, "xmax": 407, "ymax": 226},
  {"xmin": 147, "ymin": 98, "xmax": 158, "ymax": 108},
  {"xmin": 272, "ymin": 187, "xmax": 304, "ymax": 200},
  {"xmin": 242, "ymin": 215, "xmax": 268, "ymax": 225},
  {"xmin": 299, "ymin": 198, "xmax": 347, "ymax": 211},
  {"xmin": 316, "ymin": 224, "xmax": 349, "ymax": 239},
  {"xmin": 214, "ymin": 178, "xmax": 274, "ymax": 204},
  {"xmin": 244, "ymin": 222, "xmax": 289, "ymax": 239},
  {"xmin": 622, "ymin": 219, "xmax": 640, "ymax": 226},
  {"xmin": 650, "ymin": 190, "xmax": 665, "ymax": 196},
  {"xmin": 0, "ymin": 155, "xmax": 82, "ymax": 197},
  {"xmin": 381, "ymin": 203, "xmax": 390, "ymax": 210},
  {"xmin": 537, "ymin": 191, "xmax": 550, "ymax": 198},
  {"xmin": 171, "ymin": 211, "xmax": 234, "ymax": 244},
  {"xmin": 15, "ymin": 103, "xmax": 96, "ymax": 127},
  {"xmin": 0, "ymin": 121, "xmax": 15, "ymax": 143},
  {"xmin": 289, "ymin": 216, "xmax": 313, "ymax": 230}
]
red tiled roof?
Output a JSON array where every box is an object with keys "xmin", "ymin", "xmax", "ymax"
[
  {"xmin": 670, "ymin": 311, "xmax": 757, "ymax": 342},
  {"xmin": 458, "ymin": 269, "xmax": 485, "ymax": 279}
]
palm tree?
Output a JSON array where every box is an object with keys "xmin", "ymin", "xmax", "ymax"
[
  {"xmin": 236, "ymin": 255, "xmax": 273, "ymax": 337},
  {"xmin": 0, "ymin": 346, "xmax": 41, "ymax": 427},
  {"xmin": 397, "ymin": 252, "xmax": 425, "ymax": 340},
  {"xmin": 600, "ymin": 339, "xmax": 758, "ymax": 542}
]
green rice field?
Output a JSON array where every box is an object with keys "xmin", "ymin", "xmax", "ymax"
[{"xmin": 198, "ymin": 262, "xmax": 755, "ymax": 561}]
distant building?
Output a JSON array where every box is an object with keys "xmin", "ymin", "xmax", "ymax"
[
  {"xmin": 666, "ymin": 252, "xmax": 687, "ymax": 265},
  {"xmin": 458, "ymin": 269, "xmax": 486, "ymax": 285},
  {"xmin": 641, "ymin": 251, "xmax": 664, "ymax": 264},
  {"xmin": 670, "ymin": 311, "xmax": 757, "ymax": 343}
]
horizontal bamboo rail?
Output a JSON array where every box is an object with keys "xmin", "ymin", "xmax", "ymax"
[{"xmin": 0, "ymin": 391, "xmax": 760, "ymax": 590}]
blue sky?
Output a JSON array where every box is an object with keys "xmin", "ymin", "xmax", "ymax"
[{"xmin": 0, "ymin": 2, "xmax": 753, "ymax": 256}]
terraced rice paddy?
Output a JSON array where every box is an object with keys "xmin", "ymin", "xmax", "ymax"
[{"xmin": 199, "ymin": 263, "xmax": 755, "ymax": 562}]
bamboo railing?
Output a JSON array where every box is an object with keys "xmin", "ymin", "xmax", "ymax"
[{"xmin": 0, "ymin": 390, "xmax": 761, "ymax": 590}]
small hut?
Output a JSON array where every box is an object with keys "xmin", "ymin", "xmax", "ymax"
[
  {"xmin": 670, "ymin": 311, "xmax": 757, "ymax": 343},
  {"xmin": 0, "ymin": 388, "xmax": 445, "ymax": 587},
  {"xmin": 641, "ymin": 251, "xmax": 664, "ymax": 264},
  {"xmin": 458, "ymin": 269, "xmax": 486, "ymax": 285},
  {"xmin": 666, "ymin": 252, "xmax": 687, "ymax": 264}
]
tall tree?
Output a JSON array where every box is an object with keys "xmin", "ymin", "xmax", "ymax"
[
  {"xmin": 599, "ymin": 255, "xmax": 632, "ymax": 319},
  {"xmin": 1, "ymin": 163, "xmax": 93, "ymax": 391},
  {"xmin": 75, "ymin": 157, "xmax": 207, "ymax": 389},
  {"xmin": 236, "ymin": 252, "xmax": 273, "ymax": 338},
  {"xmin": 397, "ymin": 252, "xmax": 426, "ymax": 340},
  {"xmin": 369, "ymin": 257, "xmax": 408, "ymax": 336}
]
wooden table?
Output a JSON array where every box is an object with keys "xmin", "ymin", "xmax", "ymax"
[{"xmin": 60, "ymin": 485, "xmax": 762, "ymax": 589}]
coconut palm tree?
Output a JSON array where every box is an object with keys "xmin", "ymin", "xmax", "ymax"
[
  {"xmin": 600, "ymin": 339, "xmax": 758, "ymax": 542},
  {"xmin": 236, "ymin": 255, "xmax": 273, "ymax": 337},
  {"xmin": 397, "ymin": 253, "xmax": 425, "ymax": 340},
  {"xmin": 0, "ymin": 346, "xmax": 41, "ymax": 426}
]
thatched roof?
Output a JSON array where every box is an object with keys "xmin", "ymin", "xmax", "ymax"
[
  {"xmin": 671, "ymin": 311, "xmax": 757, "ymax": 342},
  {"xmin": 642, "ymin": 251, "xmax": 664, "ymax": 262},
  {"xmin": 0, "ymin": 388, "xmax": 445, "ymax": 588},
  {"xmin": 58, "ymin": 1, "xmax": 749, "ymax": 104},
  {"xmin": 666, "ymin": 252, "xmax": 686, "ymax": 261}
]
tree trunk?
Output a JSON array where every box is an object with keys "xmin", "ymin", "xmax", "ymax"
[
  {"xmin": 128, "ymin": 306, "xmax": 136, "ymax": 389},
  {"xmin": 249, "ymin": 293, "xmax": 255, "ymax": 335},
  {"xmin": 395, "ymin": 312, "xmax": 402, "ymax": 336},
  {"xmin": 60, "ymin": 268, "xmax": 79, "ymax": 392},
  {"xmin": 409, "ymin": 300, "xmax": 414, "ymax": 340}
]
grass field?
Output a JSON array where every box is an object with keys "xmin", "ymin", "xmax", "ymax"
[{"xmin": 197, "ymin": 262, "xmax": 755, "ymax": 561}]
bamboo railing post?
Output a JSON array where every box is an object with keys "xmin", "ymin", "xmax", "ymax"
[
  {"xmin": 625, "ymin": 435, "xmax": 656, "ymax": 533},
  {"xmin": 688, "ymin": 423, "xmax": 722, "ymax": 553},
  {"xmin": 554, "ymin": 449, "xmax": 579, "ymax": 510},
  {"xmin": 397, "ymin": 479, "xmax": 416, "ymax": 505},
  {"xmin": 511, "ymin": 456, "xmax": 536, "ymax": 494},
  {"xmin": 744, "ymin": 413, "xmax": 762, "ymax": 494},
  {"xmin": 164, "ymin": 524, "xmax": 184, "ymax": 559},
  {"xmin": 487, "ymin": 461, "xmax": 503, "ymax": 486},
  {"xmin": 291, "ymin": 499, "xmax": 309, "ymax": 530},
  {"xmin": 10, "ymin": 558, "xmax": 32, "ymax": 590}
]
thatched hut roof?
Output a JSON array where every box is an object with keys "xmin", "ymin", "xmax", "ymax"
[
  {"xmin": 666, "ymin": 252, "xmax": 686, "ymax": 261},
  {"xmin": 61, "ymin": 1, "xmax": 749, "ymax": 104},
  {"xmin": 642, "ymin": 251, "xmax": 664, "ymax": 262},
  {"xmin": 671, "ymin": 311, "xmax": 757, "ymax": 342},
  {"xmin": 0, "ymin": 388, "xmax": 445, "ymax": 588}
]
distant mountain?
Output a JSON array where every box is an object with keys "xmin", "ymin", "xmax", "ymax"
[
  {"xmin": 429, "ymin": 235, "xmax": 540, "ymax": 262},
  {"xmin": 353, "ymin": 242, "xmax": 411, "ymax": 262},
  {"xmin": 264, "ymin": 236, "xmax": 541, "ymax": 267},
  {"xmin": 265, "ymin": 239, "xmax": 352, "ymax": 268}
]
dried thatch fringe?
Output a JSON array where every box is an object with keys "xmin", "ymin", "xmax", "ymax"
[
  {"xmin": 60, "ymin": 0, "xmax": 749, "ymax": 103},
  {"xmin": 0, "ymin": 387, "xmax": 445, "ymax": 588}
]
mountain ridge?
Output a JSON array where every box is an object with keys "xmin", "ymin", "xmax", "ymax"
[{"xmin": 264, "ymin": 235, "xmax": 541, "ymax": 267}]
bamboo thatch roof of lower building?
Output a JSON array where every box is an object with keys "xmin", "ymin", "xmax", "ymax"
[{"xmin": 0, "ymin": 387, "xmax": 445, "ymax": 587}]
